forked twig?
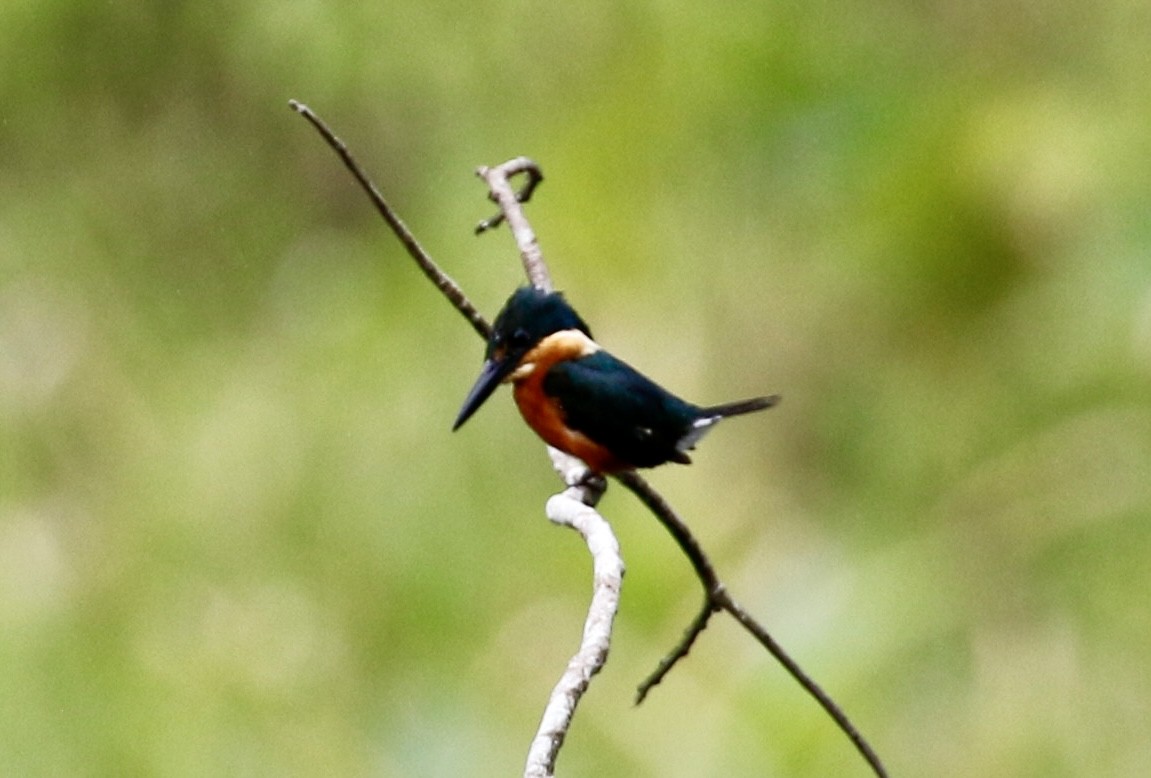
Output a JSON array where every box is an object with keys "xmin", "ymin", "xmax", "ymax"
[
  {"xmin": 476, "ymin": 159, "xmax": 552, "ymax": 292},
  {"xmin": 616, "ymin": 472, "xmax": 888, "ymax": 777},
  {"xmin": 475, "ymin": 160, "xmax": 544, "ymax": 235},
  {"xmin": 290, "ymin": 100, "xmax": 886, "ymax": 778}
]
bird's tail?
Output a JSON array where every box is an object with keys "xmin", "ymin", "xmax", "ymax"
[
  {"xmin": 675, "ymin": 395, "xmax": 779, "ymax": 457},
  {"xmin": 699, "ymin": 395, "xmax": 780, "ymax": 419}
]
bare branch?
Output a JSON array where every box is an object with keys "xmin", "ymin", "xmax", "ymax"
[
  {"xmin": 716, "ymin": 589, "xmax": 887, "ymax": 777},
  {"xmin": 525, "ymin": 450, "xmax": 619, "ymax": 778},
  {"xmin": 614, "ymin": 471, "xmax": 721, "ymax": 591},
  {"xmin": 475, "ymin": 163, "xmax": 620, "ymax": 777},
  {"xmin": 288, "ymin": 100, "xmax": 491, "ymax": 340},
  {"xmin": 616, "ymin": 471, "xmax": 887, "ymax": 777},
  {"xmin": 475, "ymin": 159, "xmax": 552, "ymax": 292},
  {"xmin": 291, "ymin": 109, "xmax": 620, "ymax": 774},
  {"xmin": 290, "ymin": 109, "xmax": 884, "ymax": 775}
]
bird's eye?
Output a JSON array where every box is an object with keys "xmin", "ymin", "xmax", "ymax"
[{"xmin": 510, "ymin": 328, "xmax": 531, "ymax": 348}]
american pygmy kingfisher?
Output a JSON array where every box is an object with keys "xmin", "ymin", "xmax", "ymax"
[{"xmin": 453, "ymin": 287, "xmax": 778, "ymax": 474}]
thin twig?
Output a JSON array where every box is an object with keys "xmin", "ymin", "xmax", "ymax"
[
  {"xmin": 717, "ymin": 589, "xmax": 887, "ymax": 777},
  {"xmin": 615, "ymin": 471, "xmax": 888, "ymax": 778},
  {"xmin": 614, "ymin": 471, "xmax": 721, "ymax": 590},
  {"xmin": 633, "ymin": 596, "xmax": 715, "ymax": 704},
  {"xmin": 288, "ymin": 100, "xmax": 491, "ymax": 340}
]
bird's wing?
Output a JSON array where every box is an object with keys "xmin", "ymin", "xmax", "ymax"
[{"xmin": 542, "ymin": 351, "xmax": 698, "ymax": 468}]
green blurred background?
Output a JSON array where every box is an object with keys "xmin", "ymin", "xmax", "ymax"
[{"xmin": 2, "ymin": 1, "xmax": 1149, "ymax": 775}]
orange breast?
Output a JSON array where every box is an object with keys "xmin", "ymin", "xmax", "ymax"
[
  {"xmin": 509, "ymin": 331, "xmax": 626, "ymax": 473},
  {"xmin": 512, "ymin": 379, "xmax": 624, "ymax": 473}
]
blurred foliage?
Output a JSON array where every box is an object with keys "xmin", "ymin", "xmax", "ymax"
[{"xmin": 1, "ymin": 0, "xmax": 1149, "ymax": 775}]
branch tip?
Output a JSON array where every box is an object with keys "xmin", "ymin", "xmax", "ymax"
[
  {"xmin": 289, "ymin": 99, "xmax": 491, "ymax": 341},
  {"xmin": 474, "ymin": 159, "xmax": 552, "ymax": 290}
]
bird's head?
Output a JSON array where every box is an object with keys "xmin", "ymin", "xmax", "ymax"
[{"xmin": 453, "ymin": 286, "xmax": 592, "ymax": 430}]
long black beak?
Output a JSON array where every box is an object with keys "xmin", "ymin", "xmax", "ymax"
[{"xmin": 452, "ymin": 356, "xmax": 517, "ymax": 430}]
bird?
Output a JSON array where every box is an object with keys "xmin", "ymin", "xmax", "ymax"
[{"xmin": 452, "ymin": 286, "xmax": 778, "ymax": 474}]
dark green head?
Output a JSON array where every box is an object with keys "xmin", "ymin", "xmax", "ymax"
[
  {"xmin": 484, "ymin": 287, "xmax": 592, "ymax": 361},
  {"xmin": 453, "ymin": 287, "xmax": 592, "ymax": 431}
]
